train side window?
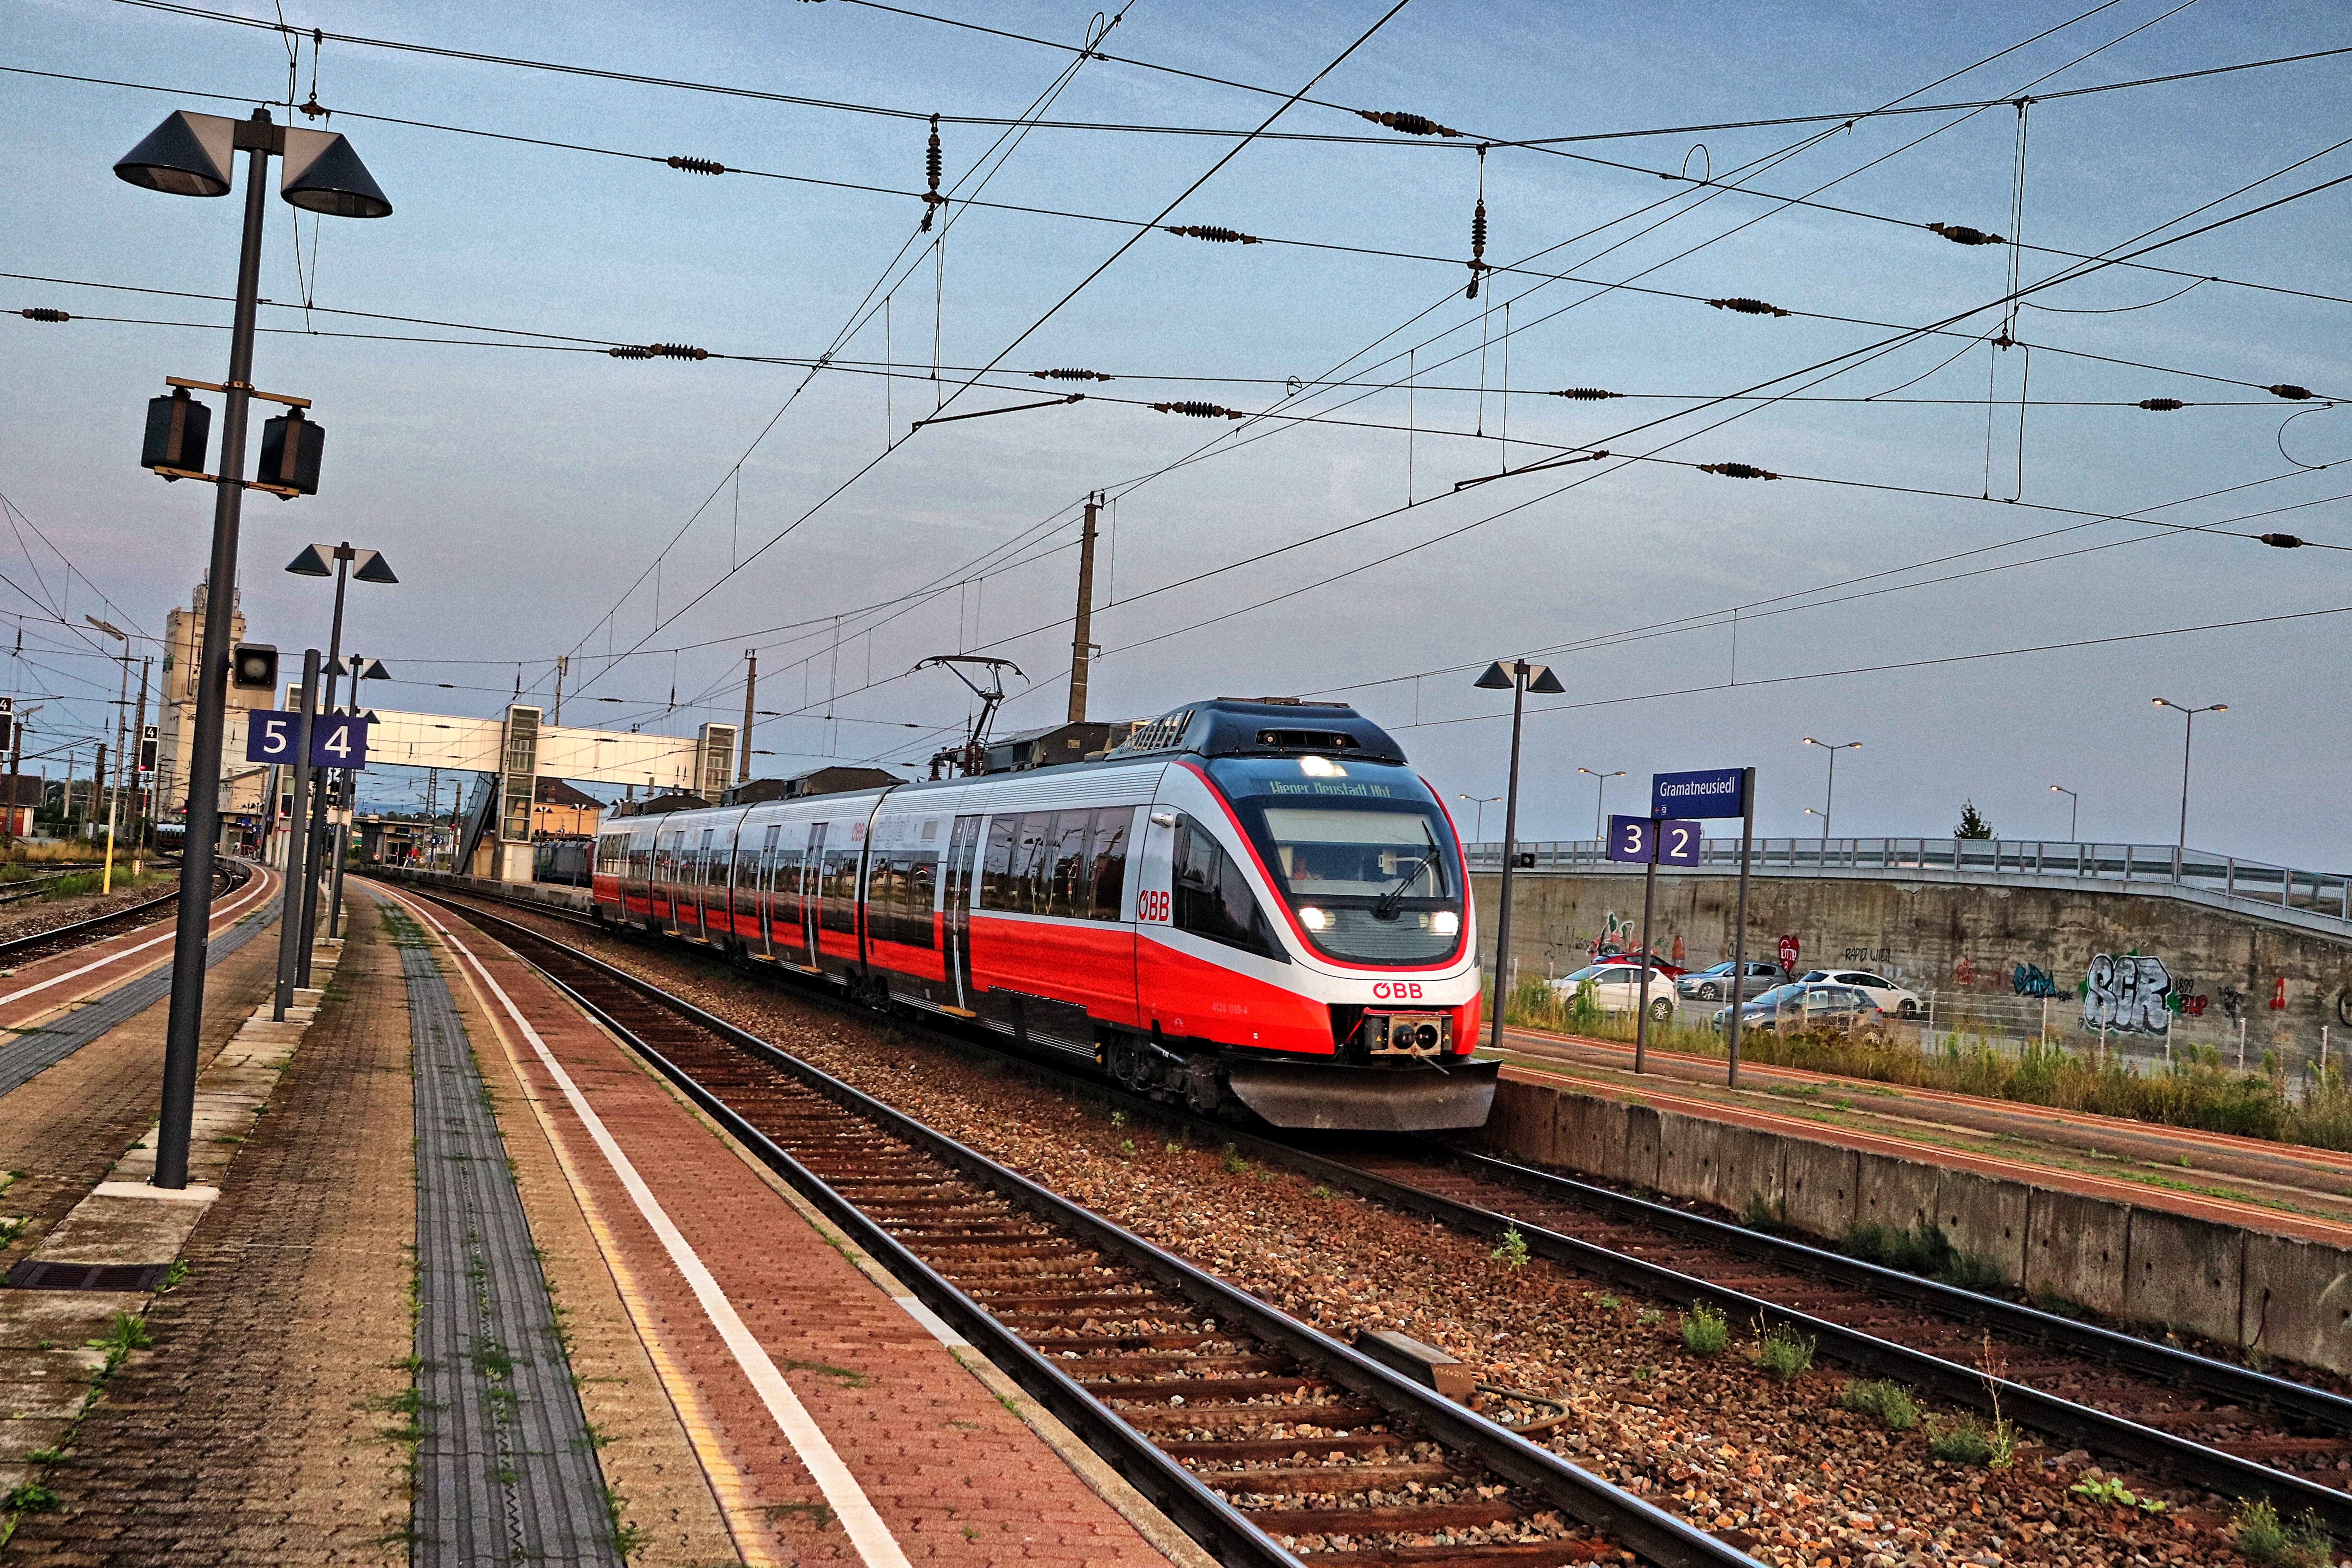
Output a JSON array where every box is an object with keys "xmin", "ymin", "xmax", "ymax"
[
  {"xmin": 820, "ymin": 846, "xmax": 860, "ymax": 933},
  {"xmin": 1014, "ymin": 811, "xmax": 1054, "ymax": 915},
  {"xmin": 1171, "ymin": 814, "xmax": 1285, "ymax": 960},
  {"xmin": 980, "ymin": 816, "xmax": 1019, "ymax": 911},
  {"xmin": 1088, "ymin": 807, "xmax": 1130, "ymax": 921},
  {"xmin": 903, "ymin": 855, "xmax": 937, "ymax": 948},
  {"xmin": 1045, "ymin": 809, "xmax": 1092, "ymax": 918}
]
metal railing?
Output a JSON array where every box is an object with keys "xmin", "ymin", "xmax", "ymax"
[{"xmin": 1467, "ymin": 835, "xmax": 2352, "ymax": 935}]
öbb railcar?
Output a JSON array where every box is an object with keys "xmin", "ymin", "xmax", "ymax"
[{"xmin": 590, "ymin": 698, "xmax": 1496, "ymax": 1131}]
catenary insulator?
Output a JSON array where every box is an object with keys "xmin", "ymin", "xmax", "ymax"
[
  {"xmin": 1165, "ymin": 225, "xmax": 1261, "ymax": 245},
  {"xmin": 1356, "ymin": 109, "xmax": 1462, "ymax": 138},
  {"xmin": 1548, "ymin": 387, "xmax": 1621, "ymax": 400},
  {"xmin": 2136, "ymin": 398, "xmax": 2186, "ymax": 411},
  {"xmin": 610, "ymin": 344, "xmax": 708, "ymax": 359},
  {"xmin": 1927, "ymin": 221, "xmax": 2005, "ymax": 245},
  {"xmin": 921, "ymin": 113, "xmax": 944, "ymax": 233},
  {"xmin": 1152, "ymin": 401, "xmax": 1246, "ymax": 420},
  {"xmin": 19, "ymin": 308, "xmax": 70, "ymax": 322},
  {"xmin": 666, "ymin": 156, "xmax": 727, "ymax": 175},
  {"xmin": 1466, "ymin": 199, "xmax": 1488, "ymax": 300},
  {"xmin": 1030, "ymin": 368, "xmax": 1114, "ymax": 381},
  {"xmin": 1699, "ymin": 461, "xmax": 1779, "ymax": 480},
  {"xmin": 1708, "ymin": 297, "xmax": 1791, "ymax": 318},
  {"xmin": 2258, "ymin": 533, "xmax": 2305, "ymax": 548},
  {"xmin": 2268, "ymin": 383, "xmax": 2315, "ymax": 400}
]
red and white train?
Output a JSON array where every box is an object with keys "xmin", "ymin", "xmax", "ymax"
[{"xmin": 590, "ymin": 698, "xmax": 1495, "ymax": 1131}]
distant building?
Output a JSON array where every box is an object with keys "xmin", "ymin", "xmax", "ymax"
[
  {"xmin": 154, "ymin": 573, "xmax": 271, "ymax": 822},
  {"xmin": 610, "ymin": 791, "xmax": 708, "ymax": 818},
  {"xmin": 531, "ymin": 776, "xmax": 606, "ymax": 839},
  {"xmin": 0, "ymin": 775, "xmax": 38, "ymax": 837}
]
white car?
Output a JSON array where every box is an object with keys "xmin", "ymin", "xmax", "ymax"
[
  {"xmin": 1799, "ymin": 968, "xmax": 1921, "ymax": 1018},
  {"xmin": 1549, "ymin": 962, "xmax": 1679, "ymax": 1022}
]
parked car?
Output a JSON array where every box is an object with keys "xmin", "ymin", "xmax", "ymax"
[
  {"xmin": 1676, "ymin": 960, "xmax": 1788, "ymax": 1002},
  {"xmin": 1712, "ymin": 983, "xmax": 1886, "ymax": 1036},
  {"xmin": 1551, "ymin": 963, "xmax": 1680, "ymax": 1021},
  {"xmin": 1798, "ymin": 969, "xmax": 1921, "ymax": 1018}
]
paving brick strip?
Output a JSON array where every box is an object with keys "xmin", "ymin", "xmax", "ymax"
[
  {"xmin": 0, "ymin": 887, "xmax": 278, "ymax": 1100},
  {"xmin": 377, "ymin": 880, "xmax": 1185, "ymax": 1568},
  {"xmin": 2, "ymin": 905, "xmax": 411, "ymax": 1562},
  {"xmin": 395, "ymin": 909, "xmax": 623, "ymax": 1566}
]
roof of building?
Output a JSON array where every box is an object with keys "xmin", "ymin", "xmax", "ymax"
[{"xmin": 534, "ymin": 776, "xmax": 605, "ymax": 809}]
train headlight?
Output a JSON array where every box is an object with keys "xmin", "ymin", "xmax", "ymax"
[
  {"xmin": 1298, "ymin": 755, "xmax": 1347, "ymax": 778},
  {"xmin": 1299, "ymin": 906, "xmax": 1329, "ymax": 931},
  {"xmin": 1432, "ymin": 910, "xmax": 1459, "ymax": 936}
]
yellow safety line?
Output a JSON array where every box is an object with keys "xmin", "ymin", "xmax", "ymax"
[{"xmin": 378, "ymin": 884, "xmax": 781, "ymax": 1568}]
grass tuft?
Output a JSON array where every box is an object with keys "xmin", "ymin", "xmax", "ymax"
[
  {"xmin": 1680, "ymin": 1301, "xmax": 1729, "ymax": 1355},
  {"xmin": 1749, "ymin": 1319, "xmax": 1815, "ymax": 1380},
  {"xmin": 1838, "ymin": 1378, "xmax": 1920, "ymax": 1430}
]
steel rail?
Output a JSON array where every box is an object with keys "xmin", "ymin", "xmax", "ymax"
[
  {"xmin": 390, "ymin": 876, "xmax": 2352, "ymax": 1532},
  {"xmin": 0, "ymin": 857, "xmax": 247, "ymax": 960},
  {"xmin": 419, "ymin": 889, "xmax": 1760, "ymax": 1568}
]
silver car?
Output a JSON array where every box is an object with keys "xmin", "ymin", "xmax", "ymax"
[{"xmin": 1677, "ymin": 960, "xmax": 1787, "ymax": 1002}]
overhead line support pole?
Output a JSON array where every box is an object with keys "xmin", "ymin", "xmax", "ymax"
[
  {"xmin": 739, "ymin": 649, "xmax": 757, "ymax": 784},
  {"xmin": 1069, "ymin": 493, "xmax": 1099, "ymax": 725},
  {"xmin": 1727, "ymin": 766, "xmax": 1755, "ymax": 1089}
]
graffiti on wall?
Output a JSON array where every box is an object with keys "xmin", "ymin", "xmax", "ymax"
[
  {"xmin": 2083, "ymin": 953, "xmax": 2173, "ymax": 1034},
  {"xmin": 2012, "ymin": 964, "xmax": 2061, "ymax": 998}
]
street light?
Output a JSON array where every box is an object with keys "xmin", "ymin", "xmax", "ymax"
[
  {"xmin": 2050, "ymin": 784, "xmax": 2080, "ymax": 840},
  {"xmin": 325, "ymin": 653, "xmax": 394, "ymax": 935},
  {"xmin": 287, "ymin": 544, "xmax": 398, "ymax": 953},
  {"xmin": 2151, "ymin": 699, "xmax": 2225, "ymax": 848},
  {"xmin": 1473, "ymin": 657, "xmax": 1565, "ymax": 1051},
  {"xmin": 1575, "ymin": 768, "xmax": 1626, "ymax": 842},
  {"xmin": 1456, "ymin": 793, "xmax": 1502, "ymax": 842},
  {"xmin": 121, "ymin": 106, "xmax": 388, "ymax": 1191},
  {"xmin": 1801, "ymin": 737, "xmax": 1862, "ymax": 838}
]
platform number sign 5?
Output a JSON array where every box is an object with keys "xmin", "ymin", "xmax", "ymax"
[
  {"xmin": 243, "ymin": 710, "xmax": 301, "ymax": 764},
  {"xmin": 1137, "ymin": 889, "xmax": 1171, "ymax": 924}
]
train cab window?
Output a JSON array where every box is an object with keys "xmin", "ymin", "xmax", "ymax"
[{"xmin": 1170, "ymin": 813, "xmax": 1285, "ymax": 960}]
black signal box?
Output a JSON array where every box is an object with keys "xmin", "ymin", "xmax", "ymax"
[
  {"xmin": 256, "ymin": 408, "xmax": 324, "ymax": 494},
  {"xmin": 142, "ymin": 387, "xmax": 212, "ymax": 473}
]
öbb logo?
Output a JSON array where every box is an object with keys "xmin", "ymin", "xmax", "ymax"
[{"xmin": 1370, "ymin": 981, "xmax": 1426, "ymax": 1000}]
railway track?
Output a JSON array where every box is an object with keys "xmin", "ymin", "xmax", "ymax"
[
  {"xmin": 0, "ymin": 857, "xmax": 224, "ymax": 964},
  {"xmin": 397, "ymin": 887, "xmax": 1750, "ymax": 1568},
  {"xmin": 397, "ymin": 882, "xmax": 2352, "ymax": 1538}
]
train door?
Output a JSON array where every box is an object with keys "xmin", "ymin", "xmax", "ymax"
[
  {"xmin": 941, "ymin": 815, "xmax": 983, "ymax": 1013},
  {"xmin": 1131, "ymin": 807, "xmax": 1176, "ymax": 1027},
  {"xmin": 690, "ymin": 828, "xmax": 714, "ymax": 939},
  {"xmin": 754, "ymin": 824, "xmax": 781, "ymax": 956},
  {"xmin": 796, "ymin": 821, "xmax": 828, "ymax": 967}
]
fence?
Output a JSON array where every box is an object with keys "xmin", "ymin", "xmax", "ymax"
[{"xmin": 1468, "ymin": 835, "xmax": 2352, "ymax": 937}]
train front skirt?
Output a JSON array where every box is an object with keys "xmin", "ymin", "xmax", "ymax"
[{"xmin": 1224, "ymin": 1056, "xmax": 1501, "ymax": 1132}]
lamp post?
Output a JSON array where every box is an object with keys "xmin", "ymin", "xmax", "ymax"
[
  {"xmin": 326, "ymin": 655, "xmax": 391, "ymax": 936},
  {"xmin": 2151, "ymin": 699, "xmax": 2225, "ymax": 848},
  {"xmin": 286, "ymin": 544, "xmax": 397, "ymax": 960},
  {"xmin": 1473, "ymin": 658, "xmax": 1565, "ymax": 1051},
  {"xmin": 2050, "ymin": 784, "xmax": 2079, "ymax": 840},
  {"xmin": 1575, "ymin": 767, "xmax": 1625, "ymax": 842},
  {"xmin": 1456, "ymin": 793, "xmax": 1501, "ymax": 842},
  {"xmin": 1801, "ymin": 737, "xmax": 1862, "ymax": 838},
  {"xmin": 116, "ymin": 109, "xmax": 389, "ymax": 1190}
]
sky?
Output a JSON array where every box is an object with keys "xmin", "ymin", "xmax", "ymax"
[{"xmin": 2, "ymin": 0, "xmax": 2345, "ymax": 862}]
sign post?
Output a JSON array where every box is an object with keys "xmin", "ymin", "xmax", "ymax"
[
  {"xmin": 1608, "ymin": 814, "xmax": 1699, "ymax": 1074},
  {"xmin": 1651, "ymin": 768, "xmax": 1755, "ymax": 1086}
]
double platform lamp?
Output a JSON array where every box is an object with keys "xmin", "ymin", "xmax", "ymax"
[{"xmin": 114, "ymin": 105, "xmax": 392, "ymax": 1191}]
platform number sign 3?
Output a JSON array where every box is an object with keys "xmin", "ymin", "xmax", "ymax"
[{"xmin": 1607, "ymin": 815, "xmax": 1702, "ymax": 866}]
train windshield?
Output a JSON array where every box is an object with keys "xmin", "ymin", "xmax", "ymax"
[{"xmin": 1204, "ymin": 756, "xmax": 1465, "ymax": 965}]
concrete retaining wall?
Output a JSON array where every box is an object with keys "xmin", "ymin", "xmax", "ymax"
[
  {"xmin": 1472, "ymin": 1074, "xmax": 2352, "ymax": 1374},
  {"xmin": 371, "ymin": 866, "xmax": 596, "ymax": 916}
]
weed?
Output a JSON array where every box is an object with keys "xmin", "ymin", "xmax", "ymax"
[
  {"xmin": 1739, "ymin": 1192, "xmax": 1793, "ymax": 1234},
  {"xmin": 1632, "ymin": 1364, "xmax": 1654, "ymax": 1381},
  {"xmin": 961, "ymin": 1526, "xmax": 980, "ymax": 1541},
  {"xmin": 1749, "ymin": 1319, "xmax": 1815, "ymax": 1380},
  {"xmin": 2071, "ymin": 1475, "xmax": 2166, "ymax": 1512},
  {"xmin": 1490, "ymin": 1226, "xmax": 1530, "ymax": 1268},
  {"xmin": 1163, "ymin": 1141, "xmax": 1184, "ymax": 1155},
  {"xmin": 1635, "ymin": 1308, "xmax": 1663, "ymax": 1328},
  {"xmin": 1308, "ymin": 1185, "xmax": 1333, "ymax": 1200},
  {"xmin": 4, "ymin": 1482, "xmax": 58, "ymax": 1512},
  {"xmin": 159, "ymin": 1259, "xmax": 189, "ymax": 1291},
  {"xmin": 2031, "ymin": 1286, "xmax": 2088, "ymax": 1319},
  {"xmin": 2234, "ymin": 1498, "xmax": 2333, "ymax": 1565},
  {"xmin": 1108, "ymin": 1109, "xmax": 1127, "ymax": 1129},
  {"xmin": 605, "ymin": 1485, "xmax": 648, "ymax": 1559},
  {"xmin": 1117, "ymin": 1139, "xmax": 1136, "ymax": 1159},
  {"xmin": 1938, "ymin": 1251, "xmax": 2006, "ymax": 1294},
  {"xmin": 764, "ymin": 1500, "xmax": 838, "ymax": 1530},
  {"xmin": 1925, "ymin": 1413, "xmax": 1995, "ymax": 1465},
  {"xmin": 1596, "ymin": 1295, "xmax": 1621, "ymax": 1310},
  {"xmin": 90, "ymin": 1310, "xmax": 151, "ymax": 1371},
  {"xmin": 1219, "ymin": 1144, "xmax": 1251, "ymax": 1176},
  {"xmin": 1681, "ymin": 1301, "xmax": 1729, "ymax": 1356},
  {"xmin": 0, "ymin": 1216, "xmax": 26, "ymax": 1248},
  {"xmin": 1837, "ymin": 1379, "xmax": 1920, "ymax": 1431},
  {"xmin": 1843, "ymin": 1221, "xmax": 2005, "ymax": 1293},
  {"xmin": 25, "ymin": 1448, "xmax": 61, "ymax": 1465}
]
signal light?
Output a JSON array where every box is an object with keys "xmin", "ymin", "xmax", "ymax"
[
  {"xmin": 257, "ymin": 407, "xmax": 324, "ymax": 494},
  {"xmin": 142, "ymin": 386, "xmax": 212, "ymax": 475},
  {"xmin": 231, "ymin": 644, "xmax": 279, "ymax": 690}
]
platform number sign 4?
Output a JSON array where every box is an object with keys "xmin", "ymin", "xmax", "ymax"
[{"xmin": 310, "ymin": 713, "xmax": 369, "ymax": 771}]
